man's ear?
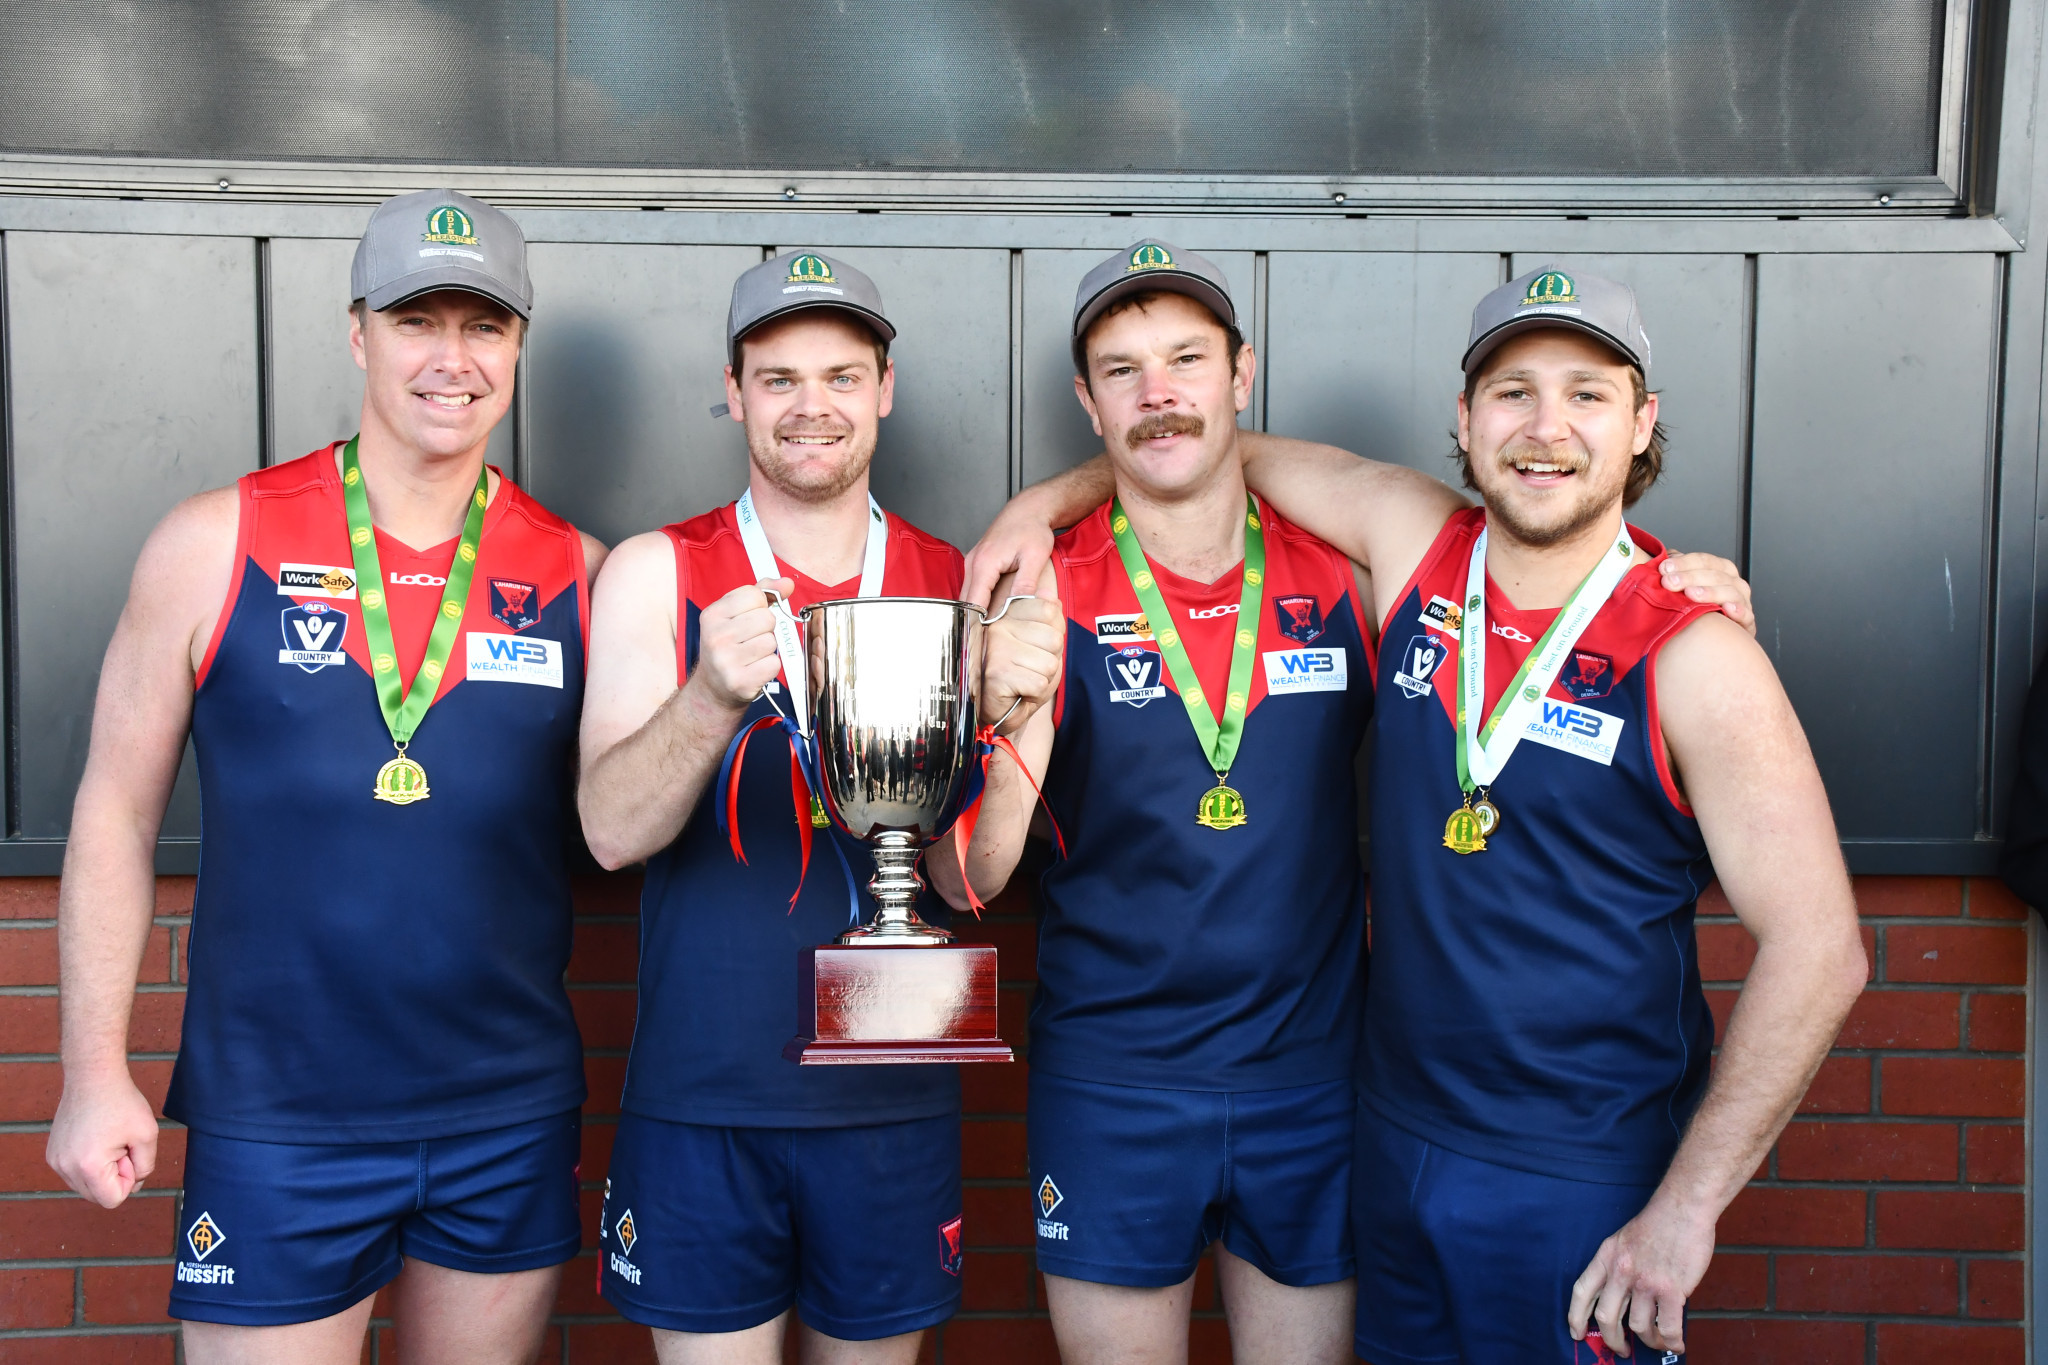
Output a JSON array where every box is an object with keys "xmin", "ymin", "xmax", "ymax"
[
  {"xmin": 1231, "ymin": 343, "xmax": 1257, "ymax": 415},
  {"xmin": 723, "ymin": 364, "xmax": 746, "ymax": 423},
  {"xmin": 1072, "ymin": 373, "xmax": 1105, "ymax": 439},
  {"xmin": 1455, "ymin": 388, "xmax": 1471, "ymax": 453},
  {"xmin": 877, "ymin": 357, "xmax": 896, "ymax": 420},
  {"xmin": 348, "ymin": 306, "xmax": 369, "ymax": 373}
]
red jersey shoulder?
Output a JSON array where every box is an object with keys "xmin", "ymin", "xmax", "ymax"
[
  {"xmin": 247, "ymin": 446, "xmax": 340, "ymax": 503},
  {"xmin": 882, "ymin": 511, "xmax": 964, "ymax": 598}
]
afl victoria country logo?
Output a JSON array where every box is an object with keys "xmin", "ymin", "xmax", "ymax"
[
  {"xmin": 786, "ymin": 254, "xmax": 836, "ymax": 285},
  {"xmin": 1126, "ymin": 243, "xmax": 1173, "ymax": 273},
  {"xmin": 1522, "ymin": 270, "xmax": 1577, "ymax": 306},
  {"xmin": 422, "ymin": 206, "xmax": 478, "ymax": 245}
]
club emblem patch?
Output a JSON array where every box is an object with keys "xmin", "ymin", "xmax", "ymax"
[
  {"xmin": 1273, "ymin": 594, "xmax": 1324, "ymax": 644},
  {"xmin": 1392, "ymin": 633, "xmax": 1445, "ymax": 700},
  {"xmin": 1106, "ymin": 646, "xmax": 1166, "ymax": 706},
  {"xmin": 1560, "ymin": 649, "xmax": 1616, "ymax": 701},
  {"xmin": 186, "ymin": 1211, "xmax": 226, "ymax": 1262},
  {"xmin": 278, "ymin": 602, "xmax": 348, "ymax": 673},
  {"xmin": 490, "ymin": 579, "xmax": 540, "ymax": 631},
  {"xmin": 939, "ymin": 1215, "xmax": 964, "ymax": 1276}
]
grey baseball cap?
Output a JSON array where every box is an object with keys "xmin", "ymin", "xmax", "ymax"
[
  {"xmin": 1462, "ymin": 265, "xmax": 1651, "ymax": 376},
  {"xmin": 728, "ymin": 250, "xmax": 896, "ymax": 368},
  {"xmin": 1072, "ymin": 240, "xmax": 1238, "ymax": 370},
  {"xmin": 350, "ymin": 189, "xmax": 532, "ymax": 319}
]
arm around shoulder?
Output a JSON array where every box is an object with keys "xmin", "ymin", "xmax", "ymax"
[{"xmin": 1236, "ymin": 430, "xmax": 1467, "ymax": 580}]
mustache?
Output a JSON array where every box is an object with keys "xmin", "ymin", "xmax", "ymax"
[
  {"xmin": 773, "ymin": 421, "xmax": 855, "ymax": 441},
  {"xmin": 1493, "ymin": 442, "xmax": 1588, "ymax": 474},
  {"xmin": 1126, "ymin": 411, "xmax": 1205, "ymax": 448}
]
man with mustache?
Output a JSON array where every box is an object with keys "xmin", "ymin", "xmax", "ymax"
[
  {"xmin": 968, "ymin": 266, "xmax": 1859, "ymax": 1362},
  {"xmin": 576, "ymin": 251, "xmax": 1062, "ymax": 1364},
  {"xmin": 47, "ymin": 191, "xmax": 602, "ymax": 1362}
]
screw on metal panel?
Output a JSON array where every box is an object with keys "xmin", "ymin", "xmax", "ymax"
[
  {"xmin": 1332, "ymin": 192, "xmax": 1346, "ymax": 204},
  {"xmin": 783, "ymin": 186, "xmax": 798, "ymax": 200},
  {"xmin": 1878, "ymin": 193, "xmax": 1892, "ymax": 206},
  {"xmin": 217, "ymin": 178, "xmax": 230, "ymax": 191}
]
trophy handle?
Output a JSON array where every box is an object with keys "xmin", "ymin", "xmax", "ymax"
[{"xmin": 979, "ymin": 593, "xmax": 1035, "ymax": 625}]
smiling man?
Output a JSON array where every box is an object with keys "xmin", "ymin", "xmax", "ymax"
[
  {"xmin": 47, "ymin": 190, "xmax": 604, "ymax": 1363},
  {"xmin": 576, "ymin": 251, "xmax": 1062, "ymax": 1365}
]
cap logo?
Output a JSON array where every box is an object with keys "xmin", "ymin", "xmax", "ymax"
[
  {"xmin": 1522, "ymin": 271, "xmax": 1577, "ymax": 307},
  {"xmin": 422, "ymin": 206, "xmax": 478, "ymax": 246},
  {"xmin": 787, "ymin": 255, "xmax": 837, "ymax": 285},
  {"xmin": 1126, "ymin": 243, "xmax": 1174, "ymax": 273}
]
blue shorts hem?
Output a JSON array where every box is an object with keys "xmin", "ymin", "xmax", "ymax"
[
  {"xmin": 1221, "ymin": 1238, "xmax": 1355, "ymax": 1289},
  {"xmin": 799, "ymin": 1292, "xmax": 959, "ymax": 1341},
  {"xmin": 606, "ymin": 1288, "xmax": 792, "ymax": 1335},
  {"xmin": 1035, "ymin": 1251, "xmax": 1202, "ymax": 1289},
  {"xmin": 403, "ymin": 1231, "xmax": 582, "ymax": 1275},
  {"xmin": 168, "ymin": 1260, "xmax": 400, "ymax": 1327}
]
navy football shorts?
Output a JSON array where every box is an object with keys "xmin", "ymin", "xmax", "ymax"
[
  {"xmin": 597, "ymin": 1111, "xmax": 963, "ymax": 1340},
  {"xmin": 1027, "ymin": 1070, "xmax": 1355, "ymax": 1289},
  {"xmin": 167, "ymin": 1110, "xmax": 582, "ymax": 1326},
  {"xmin": 1352, "ymin": 1100, "xmax": 1680, "ymax": 1364}
]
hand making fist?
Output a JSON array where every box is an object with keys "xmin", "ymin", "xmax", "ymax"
[
  {"xmin": 980, "ymin": 570, "xmax": 1064, "ymax": 737},
  {"xmin": 689, "ymin": 577, "xmax": 793, "ymax": 713}
]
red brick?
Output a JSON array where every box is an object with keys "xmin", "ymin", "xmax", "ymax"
[
  {"xmin": 0, "ymin": 991, "xmax": 56, "ymax": 1052},
  {"xmin": 1836, "ymin": 989, "xmax": 1960, "ymax": 1049},
  {"xmin": 964, "ymin": 1182, "xmax": 1034, "ymax": 1247},
  {"xmin": 1188, "ymin": 1318, "xmax": 1232, "ymax": 1363},
  {"xmin": 153, "ymin": 877, "xmax": 195, "ymax": 915},
  {"xmin": 568, "ymin": 988, "xmax": 638, "ymax": 1050},
  {"xmin": 0, "ymin": 1265, "xmax": 74, "ymax": 1328},
  {"xmin": 1691, "ymin": 1251, "xmax": 1766, "ymax": 1309},
  {"xmin": 0, "ymin": 1129, "xmax": 68, "ymax": 1191},
  {"xmin": 1776, "ymin": 1253, "xmax": 1957, "ymax": 1314},
  {"xmin": 1797, "ymin": 1055, "xmax": 1872, "ymax": 1114},
  {"xmin": 1696, "ymin": 921, "xmax": 1756, "ymax": 981},
  {"xmin": 939, "ymin": 1316, "xmax": 1058, "ymax": 1364},
  {"xmin": 0, "ymin": 924, "xmax": 59, "ymax": 984},
  {"xmin": 1966, "ymin": 877, "xmax": 2030, "ymax": 919},
  {"xmin": 1876, "ymin": 1191, "xmax": 2024, "ymax": 1251},
  {"xmin": 137, "ymin": 925, "xmax": 175, "ymax": 985},
  {"xmin": 1704, "ymin": 988, "xmax": 1736, "ymax": 1044},
  {"xmin": 567, "ymin": 921, "xmax": 641, "ymax": 984},
  {"xmin": 1857, "ymin": 876, "xmax": 1962, "ymax": 916},
  {"xmin": 1876, "ymin": 1322, "xmax": 2024, "ymax": 1365},
  {"xmin": 583, "ymin": 1057, "xmax": 628, "ymax": 1115},
  {"xmin": 1966, "ymin": 1124, "xmax": 2025, "ymax": 1184},
  {"xmin": 0, "ymin": 875, "xmax": 59, "ymax": 917},
  {"xmin": 563, "ymin": 1322, "xmax": 658, "ymax": 1364},
  {"xmin": 1775, "ymin": 1121, "xmax": 1957, "ymax": 1182},
  {"xmin": 1698, "ymin": 880, "xmax": 1733, "ymax": 917},
  {"xmin": 1968, "ymin": 1258, "xmax": 2025, "ymax": 1319},
  {"xmin": 570, "ymin": 870, "xmax": 644, "ymax": 918},
  {"xmin": 1885, "ymin": 925, "xmax": 2027, "ymax": 985},
  {"xmin": 84, "ymin": 1262, "xmax": 176, "ymax": 1324},
  {"xmin": 1718, "ymin": 1186, "xmax": 1866, "ymax": 1247},
  {"xmin": 961, "ymin": 1059, "xmax": 1028, "ymax": 1115},
  {"xmin": 0, "ymin": 1337, "xmax": 177, "ymax": 1365},
  {"xmin": 1881, "ymin": 1057, "xmax": 2023, "ymax": 1118},
  {"xmin": 997, "ymin": 984, "xmax": 1031, "ymax": 1044},
  {"xmin": 0, "ymin": 1192, "xmax": 176, "ymax": 1257},
  {"xmin": 1685, "ymin": 1318, "xmax": 1865, "ymax": 1358},
  {"xmin": 579, "ymin": 1118, "xmax": 617, "ymax": 1185},
  {"xmin": 128, "ymin": 990, "xmax": 186, "ymax": 1053},
  {"xmin": 964, "ymin": 920, "xmax": 1038, "ymax": 980},
  {"xmin": 963, "ymin": 1117, "xmax": 1027, "ymax": 1179},
  {"xmin": 577, "ymin": 1186, "xmax": 605, "ymax": 1246},
  {"xmin": 551, "ymin": 1252, "xmax": 608, "ymax": 1316},
  {"xmin": 1967, "ymin": 993, "xmax": 2025, "ymax": 1051},
  {"xmin": 962, "ymin": 1248, "xmax": 1033, "ymax": 1310},
  {"xmin": 0, "ymin": 1059, "xmax": 63, "ymax": 1120}
]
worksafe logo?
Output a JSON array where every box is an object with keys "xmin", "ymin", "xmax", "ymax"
[
  {"xmin": 186, "ymin": 1211, "xmax": 226, "ymax": 1262},
  {"xmin": 422, "ymin": 206, "xmax": 478, "ymax": 245},
  {"xmin": 1126, "ymin": 243, "xmax": 1173, "ymax": 273},
  {"xmin": 614, "ymin": 1208, "xmax": 638, "ymax": 1256},
  {"xmin": 1522, "ymin": 271, "xmax": 1577, "ymax": 306},
  {"xmin": 786, "ymin": 254, "xmax": 836, "ymax": 285}
]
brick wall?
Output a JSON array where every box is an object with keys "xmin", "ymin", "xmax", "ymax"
[{"xmin": 0, "ymin": 873, "xmax": 2029, "ymax": 1362}]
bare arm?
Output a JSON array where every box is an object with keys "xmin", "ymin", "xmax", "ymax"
[
  {"xmin": 1569, "ymin": 614, "xmax": 1864, "ymax": 1357},
  {"xmin": 580, "ymin": 530, "xmax": 611, "ymax": 583},
  {"xmin": 577, "ymin": 532, "xmax": 787, "ymax": 869},
  {"xmin": 961, "ymin": 458, "xmax": 1114, "ymax": 608},
  {"xmin": 929, "ymin": 566, "xmax": 1063, "ymax": 908},
  {"xmin": 49, "ymin": 487, "xmax": 238, "ymax": 1208}
]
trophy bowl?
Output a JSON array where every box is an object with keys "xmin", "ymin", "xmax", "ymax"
[{"xmin": 781, "ymin": 594, "xmax": 1017, "ymax": 1064}]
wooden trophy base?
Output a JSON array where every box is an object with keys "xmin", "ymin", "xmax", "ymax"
[{"xmin": 785, "ymin": 942, "xmax": 1014, "ymax": 1065}]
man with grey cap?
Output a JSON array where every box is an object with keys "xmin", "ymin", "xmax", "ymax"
[
  {"xmin": 46, "ymin": 188, "xmax": 606, "ymax": 1361},
  {"xmin": 576, "ymin": 250, "xmax": 1061, "ymax": 1363},
  {"xmin": 968, "ymin": 263, "xmax": 1853, "ymax": 1362}
]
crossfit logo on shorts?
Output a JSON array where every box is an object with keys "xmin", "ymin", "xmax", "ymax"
[
  {"xmin": 607, "ymin": 1207, "xmax": 643, "ymax": 1286},
  {"xmin": 176, "ymin": 1211, "xmax": 235, "ymax": 1286},
  {"xmin": 279, "ymin": 602, "xmax": 348, "ymax": 672},
  {"xmin": 939, "ymin": 1215, "xmax": 964, "ymax": 1276},
  {"xmin": 1035, "ymin": 1175, "xmax": 1069, "ymax": 1242},
  {"xmin": 276, "ymin": 563, "xmax": 358, "ymax": 600}
]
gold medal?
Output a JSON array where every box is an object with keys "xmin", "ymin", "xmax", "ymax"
[
  {"xmin": 374, "ymin": 751, "xmax": 430, "ymax": 805},
  {"xmin": 1197, "ymin": 783, "xmax": 1248, "ymax": 830},
  {"xmin": 1443, "ymin": 802, "xmax": 1487, "ymax": 854}
]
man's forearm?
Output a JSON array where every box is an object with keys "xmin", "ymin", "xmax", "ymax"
[
  {"xmin": 1026, "ymin": 456, "xmax": 1115, "ymax": 527},
  {"xmin": 936, "ymin": 743, "xmax": 1040, "ymax": 908},
  {"xmin": 58, "ymin": 803, "xmax": 161, "ymax": 1082},
  {"xmin": 580, "ymin": 680, "xmax": 747, "ymax": 868}
]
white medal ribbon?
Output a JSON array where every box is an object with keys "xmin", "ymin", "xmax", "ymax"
[
  {"xmin": 1457, "ymin": 522, "xmax": 1637, "ymax": 789},
  {"xmin": 734, "ymin": 488, "xmax": 886, "ymax": 737}
]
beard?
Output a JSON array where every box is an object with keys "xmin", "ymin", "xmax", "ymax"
[
  {"xmin": 1124, "ymin": 411, "xmax": 1205, "ymax": 448},
  {"xmin": 1472, "ymin": 442, "xmax": 1622, "ymax": 548},
  {"xmin": 748, "ymin": 419, "xmax": 875, "ymax": 503}
]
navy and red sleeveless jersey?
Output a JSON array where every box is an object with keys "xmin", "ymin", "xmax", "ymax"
[
  {"xmin": 624, "ymin": 502, "xmax": 966, "ymax": 1127},
  {"xmin": 166, "ymin": 445, "xmax": 589, "ymax": 1143},
  {"xmin": 1032, "ymin": 501, "xmax": 1374, "ymax": 1091},
  {"xmin": 1364, "ymin": 507, "xmax": 1718, "ymax": 1184}
]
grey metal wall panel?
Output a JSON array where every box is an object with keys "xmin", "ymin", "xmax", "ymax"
[
  {"xmin": 6, "ymin": 232, "xmax": 258, "ymax": 836},
  {"xmin": 1750, "ymin": 252, "xmax": 1998, "ymax": 842},
  {"xmin": 1507, "ymin": 253, "xmax": 1749, "ymax": 564},
  {"xmin": 788, "ymin": 245, "xmax": 1013, "ymax": 551},
  {"xmin": 520, "ymin": 242, "xmax": 759, "ymax": 547},
  {"xmin": 267, "ymin": 236, "xmax": 361, "ymax": 463},
  {"xmin": 1021, "ymin": 248, "xmax": 1256, "ymax": 489},
  {"xmin": 1262, "ymin": 252, "xmax": 1500, "ymax": 488}
]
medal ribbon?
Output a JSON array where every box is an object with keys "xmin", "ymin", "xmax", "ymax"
[
  {"xmin": 1455, "ymin": 521, "xmax": 1636, "ymax": 793},
  {"xmin": 1108, "ymin": 495, "xmax": 1265, "ymax": 784},
  {"xmin": 340, "ymin": 436, "xmax": 488, "ymax": 751},
  {"xmin": 734, "ymin": 488, "xmax": 886, "ymax": 738}
]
